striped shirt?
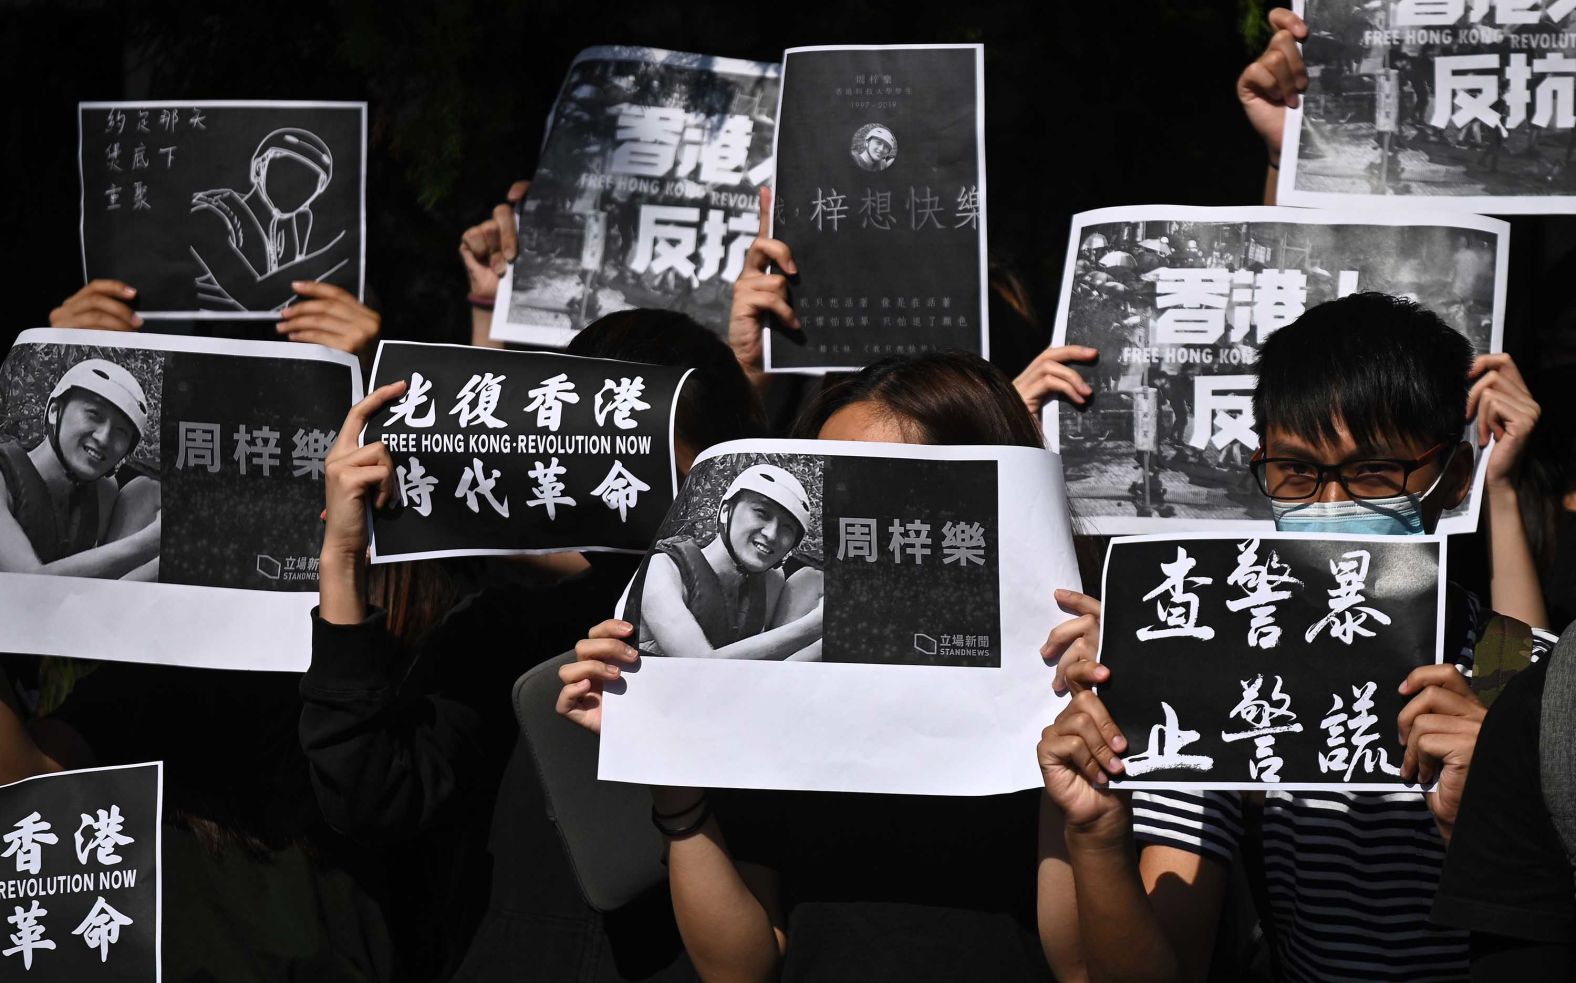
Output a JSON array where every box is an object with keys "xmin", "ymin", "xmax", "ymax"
[{"xmin": 1132, "ymin": 591, "xmax": 1556, "ymax": 982}]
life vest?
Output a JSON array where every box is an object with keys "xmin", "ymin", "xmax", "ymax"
[
  {"xmin": 638, "ymin": 535, "xmax": 768, "ymax": 652},
  {"xmin": 0, "ymin": 437, "xmax": 99, "ymax": 564}
]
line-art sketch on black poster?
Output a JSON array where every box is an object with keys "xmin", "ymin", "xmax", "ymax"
[
  {"xmin": 190, "ymin": 127, "xmax": 349, "ymax": 312},
  {"xmin": 79, "ymin": 100, "xmax": 366, "ymax": 320}
]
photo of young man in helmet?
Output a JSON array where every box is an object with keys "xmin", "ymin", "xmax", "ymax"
[
  {"xmin": 189, "ymin": 127, "xmax": 352, "ymax": 312},
  {"xmin": 0, "ymin": 356, "xmax": 162, "ymax": 580},
  {"xmin": 636, "ymin": 461, "xmax": 825, "ymax": 661}
]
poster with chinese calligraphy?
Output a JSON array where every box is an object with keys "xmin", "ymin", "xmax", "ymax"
[
  {"xmin": 599, "ymin": 438, "xmax": 1082, "ymax": 795},
  {"xmin": 1280, "ymin": 0, "xmax": 1576, "ymax": 212},
  {"xmin": 362, "ymin": 341, "xmax": 692, "ymax": 560},
  {"xmin": 1047, "ymin": 205, "xmax": 1507, "ymax": 535},
  {"xmin": 1099, "ymin": 533, "xmax": 1445, "ymax": 790},
  {"xmin": 78, "ymin": 101, "xmax": 367, "ymax": 319},
  {"xmin": 0, "ymin": 329, "xmax": 361, "ymax": 671},
  {"xmin": 490, "ymin": 47, "xmax": 778, "ymax": 347},
  {"xmin": 764, "ymin": 44, "xmax": 988, "ymax": 373},
  {"xmin": 0, "ymin": 762, "xmax": 161, "ymax": 981}
]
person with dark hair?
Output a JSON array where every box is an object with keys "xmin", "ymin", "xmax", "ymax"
[
  {"xmin": 557, "ymin": 351, "xmax": 1062, "ymax": 982},
  {"xmin": 301, "ymin": 308, "xmax": 765, "ymax": 981},
  {"xmin": 1036, "ymin": 293, "xmax": 1553, "ymax": 982}
]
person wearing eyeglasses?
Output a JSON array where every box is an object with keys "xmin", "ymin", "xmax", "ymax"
[{"xmin": 1034, "ymin": 293, "xmax": 1555, "ymax": 982}]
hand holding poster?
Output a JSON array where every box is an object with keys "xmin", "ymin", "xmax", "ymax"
[
  {"xmin": 363, "ymin": 341, "xmax": 691, "ymax": 561},
  {"xmin": 765, "ymin": 45, "xmax": 988, "ymax": 373},
  {"xmin": 1098, "ymin": 533, "xmax": 1444, "ymax": 790},
  {"xmin": 0, "ymin": 763, "xmax": 161, "ymax": 981},
  {"xmin": 0, "ymin": 329, "xmax": 361, "ymax": 671},
  {"xmin": 491, "ymin": 47, "xmax": 779, "ymax": 347},
  {"xmin": 599, "ymin": 438, "xmax": 1081, "ymax": 795},
  {"xmin": 79, "ymin": 101, "xmax": 367, "ymax": 319},
  {"xmin": 1280, "ymin": 0, "xmax": 1576, "ymax": 212},
  {"xmin": 1047, "ymin": 205, "xmax": 1506, "ymax": 534}
]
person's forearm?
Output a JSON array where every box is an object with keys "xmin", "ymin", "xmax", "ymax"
[
  {"xmin": 1486, "ymin": 484, "xmax": 1549, "ymax": 629},
  {"xmin": 708, "ymin": 611, "xmax": 821, "ymax": 661},
  {"xmin": 1065, "ymin": 823, "xmax": 1181, "ymax": 983},
  {"xmin": 0, "ymin": 678, "xmax": 62, "ymax": 785},
  {"xmin": 1262, "ymin": 160, "xmax": 1278, "ymax": 206},
  {"xmin": 659, "ymin": 789, "xmax": 783, "ymax": 982},
  {"xmin": 318, "ymin": 551, "xmax": 367, "ymax": 625},
  {"xmin": 470, "ymin": 305, "xmax": 502, "ymax": 349},
  {"xmin": 29, "ymin": 529, "xmax": 156, "ymax": 579}
]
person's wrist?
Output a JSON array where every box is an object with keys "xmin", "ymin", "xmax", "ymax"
[
  {"xmin": 320, "ymin": 546, "xmax": 365, "ymax": 579},
  {"xmin": 1063, "ymin": 803, "xmax": 1131, "ymax": 850}
]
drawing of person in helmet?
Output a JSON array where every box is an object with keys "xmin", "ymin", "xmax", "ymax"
[
  {"xmin": 635, "ymin": 462, "xmax": 825, "ymax": 661},
  {"xmin": 189, "ymin": 128, "xmax": 352, "ymax": 313},
  {"xmin": 0, "ymin": 357, "xmax": 161, "ymax": 579}
]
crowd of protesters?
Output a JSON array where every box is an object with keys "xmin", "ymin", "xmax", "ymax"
[{"xmin": 4, "ymin": 7, "xmax": 1575, "ymax": 982}]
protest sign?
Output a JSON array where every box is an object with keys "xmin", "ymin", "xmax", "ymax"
[
  {"xmin": 599, "ymin": 438, "xmax": 1081, "ymax": 795},
  {"xmin": 1047, "ymin": 205, "xmax": 1506, "ymax": 534},
  {"xmin": 491, "ymin": 47, "xmax": 778, "ymax": 346},
  {"xmin": 1280, "ymin": 0, "xmax": 1576, "ymax": 212},
  {"xmin": 1099, "ymin": 533, "xmax": 1444, "ymax": 791},
  {"xmin": 363, "ymin": 341, "xmax": 691, "ymax": 560},
  {"xmin": 79, "ymin": 101, "xmax": 367, "ymax": 319},
  {"xmin": 0, "ymin": 763, "xmax": 161, "ymax": 981},
  {"xmin": 764, "ymin": 45, "xmax": 988, "ymax": 373},
  {"xmin": 0, "ymin": 329, "xmax": 361, "ymax": 671}
]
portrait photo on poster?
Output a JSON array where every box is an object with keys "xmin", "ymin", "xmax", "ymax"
[
  {"xmin": 599, "ymin": 439, "xmax": 1082, "ymax": 797},
  {"xmin": 1097, "ymin": 532, "xmax": 1446, "ymax": 791},
  {"xmin": 490, "ymin": 47, "xmax": 779, "ymax": 347},
  {"xmin": 764, "ymin": 44, "xmax": 988, "ymax": 374},
  {"xmin": 363, "ymin": 340, "xmax": 692, "ymax": 561},
  {"xmin": 621, "ymin": 444, "xmax": 1005, "ymax": 668},
  {"xmin": 1280, "ymin": 0, "xmax": 1576, "ymax": 214},
  {"xmin": 0, "ymin": 329, "xmax": 361, "ymax": 672},
  {"xmin": 79, "ymin": 100, "xmax": 367, "ymax": 319},
  {"xmin": 0, "ymin": 762, "xmax": 163, "ymax": 982},
  {"xmin": 1046, "ymin": 205, "xmax": 1507, "ymax": 535}
]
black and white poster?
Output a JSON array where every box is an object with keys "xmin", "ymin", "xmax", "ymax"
[
  {"xmin": 363, "ymin": 341, "xmax": 691, "ymax": 561},
  {"xmin": 79, "ymin": 101, "xmax": 367, "ymax": 319},
  {"xmin": 1047, "ymin": 205, "xmax": 1506, "ymax": 535},
  {"xmin": 0, "ymin": 762, "xmax": 161, "ymax": 981},
  {"xmin": 600, "ymin": 438, "xmax": 1081, "ymax": 795},
  {"xmin": 764, "ymin": 45, "xmax": 988, "ymax": 374},
  {"xmin": 0, "ymin": 329, "xmax": 361, "ymax": 671},
  {"xmin": 491, "ymin": 47, "xmax": 778, "ymax": 346},
  {"xmin": 1099, "ymin": 533, "xmax": 1445, "ymax": 791},
  {"xmin": 1281, "ymin": 0, "xmax": 1576, "ymax": 212}
]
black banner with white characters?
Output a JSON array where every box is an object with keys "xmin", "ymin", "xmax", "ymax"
[
  {"xmin": 0, "ymin": 329, "xmax": 361, "ymax": 671},
  {"xmin": 766, "ymin": 45, "xmax": 987, "ymax": 374},
  {"xmin": 79, "ymin": 101, "xmax": 367, "ymax": 319},
  {"xmin": 0, "ymin": 763, "xmax": 161, "ymax": 982},
  {"xmin": 491, "ymin": 47, "xmax": 779, "ymax": 347},
  {"xmin": 1048, "ymin": 205, "xmax": 1506, "ymax": 536},
  {"xmin": 1098, "ymin": 533, "xmax": 1445, "ymax": 790},
  {"xmin": 363, "ymin": 342, "xmax": 691, "ymax": 560}
]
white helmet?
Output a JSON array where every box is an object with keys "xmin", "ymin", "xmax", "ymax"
[
  {"xmin": 50, "ymin": 358, "xmax": 149, "ymax": 439},
  {"xmin": 722, "ymin": 464, "xmax": 812, "ymax": 542}
]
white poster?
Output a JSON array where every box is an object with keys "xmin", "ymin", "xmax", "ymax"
[{"xmin": 599, "ymin": 438, "xmax": 1081, "ymax": 795}]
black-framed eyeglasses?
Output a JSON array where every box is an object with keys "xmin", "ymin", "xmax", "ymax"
[{"xmin": 1249, "ymin": 443, "xmax": 1451, "ymax": 501}]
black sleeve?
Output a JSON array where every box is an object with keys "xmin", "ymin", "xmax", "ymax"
[
  {"xmin": 1469, "ymin": 931, "xmax": 1574, "ymax": 981},
  {"xmin": 1432, "ymin": 661, "xmax": 1576, "ymax": 944},
  {"xmin": 298, "ymin": 602, "xmax": 500, "ymax": 843}
]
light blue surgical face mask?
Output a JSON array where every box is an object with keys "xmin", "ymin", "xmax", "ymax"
[{"xmin": 1269, "ymin": 451, "xmax": 1457, "ymax": 537}]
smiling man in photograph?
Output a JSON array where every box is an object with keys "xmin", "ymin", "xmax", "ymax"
[
  {"xmin": 636, "ymin": 462, "xmax": 826, "ymax": 660},
  {"xmin": 0, "ymin": 357, "xmax": 162, "ymax": 580}
]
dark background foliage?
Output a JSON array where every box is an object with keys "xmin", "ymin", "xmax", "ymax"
[{"xmin": 3, "ymin": 0, "xmax": 1273, "ymax": 352}]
